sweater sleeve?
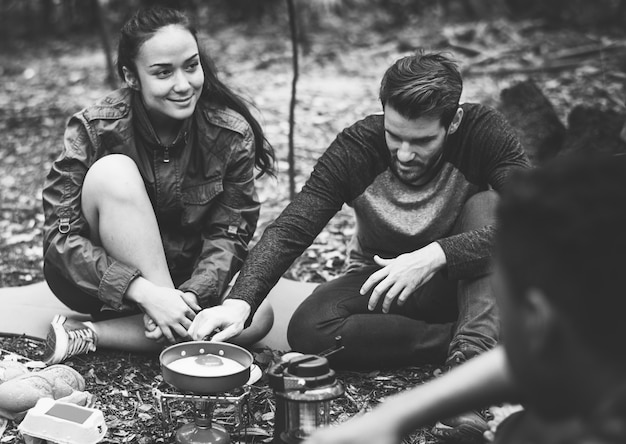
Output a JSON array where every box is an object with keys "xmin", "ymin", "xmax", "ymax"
[
  {"xmin": 437, "ymin": 106, "xmax": 530, "ymax": 279},
  {"xmin": 227, "ymin": 116, "xmax": 388, "ymax": 316}
]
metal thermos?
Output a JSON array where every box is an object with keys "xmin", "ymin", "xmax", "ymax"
[{"xmin": 268, "ymin": 354, "xmax": 344, "ymax": 444}]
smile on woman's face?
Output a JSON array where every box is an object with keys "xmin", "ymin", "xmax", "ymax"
[{"xmin": 131, "ymin": 25, "xmax": 204, "ymax": 127}]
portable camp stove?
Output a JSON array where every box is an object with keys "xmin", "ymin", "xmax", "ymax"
[
  {"xmin": 156, "ymin": 341, "xmax": 254, "ymax": 444},
  {"xmin": 153, "ymin": 387, "xmax": 249, "ymax": 444}
]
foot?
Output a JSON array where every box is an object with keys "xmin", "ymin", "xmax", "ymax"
[
  {"xmin": 431, "ymin": 410, "xmax": 490, "ymax": 443},
  {"xmin": 443, "ymin": 349, "xmax": 468, "ymax": 371},
  {"xmin": 430, "ymin": 350, "xmax": 490, "ymax": 443},
  {"xmin": 42, "ymin": 315, "xmax": 97, "ymax": 365},
  {"xmin": 483, "ymin": 404, "xmax": 525, "ymax": 442}
]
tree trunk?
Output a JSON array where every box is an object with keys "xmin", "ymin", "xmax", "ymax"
[
  {"xmin": 92, "ymin": 0, "xmax": 117, "ymax": 90},
  {"xmin": 286, "ymin": 0, "xmax": 299, "ymax": 200},
  {"xmin": 560, "ymin": 107, "xmax": 626, "ymax": 157}
]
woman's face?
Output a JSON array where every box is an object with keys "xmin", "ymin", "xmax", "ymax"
[{"xmin": 127, "ymin": 25, "xmax": 204, "ymax": 126}]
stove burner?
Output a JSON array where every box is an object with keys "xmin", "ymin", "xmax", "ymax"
[{"xmin": 153, "ymin": 387, "xmax": 250, "ymax": 444}]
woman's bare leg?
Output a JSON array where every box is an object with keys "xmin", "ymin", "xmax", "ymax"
[
  {"xmin": 80, "ymin": 154, "xmax": 172, "ymax": 351},
  {"xmin": 79, "ymin": 154, "xmax": 273, "ymax": 351},
  {"xmin": 232, "ymin": 298, "xmax": 274, "ymax": 346}
]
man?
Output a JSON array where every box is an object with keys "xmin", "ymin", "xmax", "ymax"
[
  {"xmin": 190, "ymin": 50, "xmax": 528, "ymax": 438},
  {"xmin": 303, "ymin": 153, "xmax": 626, "ymax": 444}
]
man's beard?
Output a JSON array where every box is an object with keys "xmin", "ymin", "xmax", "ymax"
[{"xmin": 390, "ymin": 152, "xmax": 443, "ymax": 186}]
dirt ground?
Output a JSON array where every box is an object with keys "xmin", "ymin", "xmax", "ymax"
[{"xmin": 1, "ymin": 4, "xmax": 625, "ymax": 443}]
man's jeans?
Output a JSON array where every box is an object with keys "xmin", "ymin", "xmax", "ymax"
[{"xmin": 287, "ymin": 191, "xmax": 499, "ymax": 369}]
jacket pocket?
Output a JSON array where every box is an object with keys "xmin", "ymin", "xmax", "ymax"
[{"xmin": 181, "ymin": 177, "xmax": 223, "ymax": 226}]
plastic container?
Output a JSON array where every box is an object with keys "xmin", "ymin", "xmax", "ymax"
[{"xmin": 18, "ymin": 398, "xmax": 107, "ymax": 444}]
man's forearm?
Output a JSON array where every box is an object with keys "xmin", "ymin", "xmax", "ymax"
[
  {"xmin": 227, "ymin": 194, "xmax": 343, "ymax": 315},
  {"xmin": 437, "ymin": 226, "xmax": 495, "ymax": 279},
  {"xmin": 423, "ymin": 241, "xmax": 447, "ymax": 272}
]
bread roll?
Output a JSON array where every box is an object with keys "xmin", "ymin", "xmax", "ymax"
[
  {"xmin": 40, "ymin": 365, "xmax": 85, "ymax": 392},
  {"xmin": 0, "ymin": 361, "xmax": 29, "ymax": 384},
  {"xmin": 0, "ymin": 374, "xmax": 53, "ymax": 413},
  {"xmin": 0, "ymin": 363, "xmax": 89, "ymax": 419}
]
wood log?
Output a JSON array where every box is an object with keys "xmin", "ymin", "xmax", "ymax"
[
  {"xmin": 559, "ymin": 106, "xmax": 626, "ymax": 157},
  {"xmin": 505, "ymin": 0, "xmax": 625, "ymax": 26},
  {"xmin": 498, "ymin": 80, "xmax": 566, "ymax": 165}
]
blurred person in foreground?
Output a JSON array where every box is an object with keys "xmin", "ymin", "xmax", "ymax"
[
  {"xmin": 303, "ymin": 153, "xmax": 626, "ymax": 444},
  {"xmin": 190, "ymin": 50, "xmax": 528, "ymax": 441}
]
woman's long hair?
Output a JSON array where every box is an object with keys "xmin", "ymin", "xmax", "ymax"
[{"xmin": 117, "ymin": 7, "xmax": 275, "ymax": 177}]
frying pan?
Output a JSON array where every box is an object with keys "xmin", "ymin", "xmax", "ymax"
[{"xmin": 159, "ymin": 341, "xmax": 253, "ymax": 394}]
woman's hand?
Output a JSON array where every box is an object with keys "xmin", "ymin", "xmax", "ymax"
[
  {"xmin": 188, "ymin": 299, "xmax": 251, "ymax": 342},
  {"xmin": 140, "ymin": 286, "xmax": 196, "ymax": 343},
  {"xmin": 360, "ymin": 242, "xmax": 446, "ymax": 313},
  {"xmin": 144, "ymin": 291, "xmax": 201, "ymax": 342},
  {"xmin": 180, "ymin": 291, "xmax": 201, "ymax": 312},
  {"xmin": 127, "ymin": 278, "xmax": 197, "ymax": 343},
  {"xmin": 143, "ymin": 313, "xmax": 164, "ymax": 342}
]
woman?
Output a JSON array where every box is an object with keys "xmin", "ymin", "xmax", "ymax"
[{"xmin": 41, "ymin": 7, "xmax": 275, "ymax": 365}]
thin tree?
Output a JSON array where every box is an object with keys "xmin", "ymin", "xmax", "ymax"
[
  {"xmin": 92, "ymin": 0, "xmax": 117, "ymax": 90},
  {"xmin": 286, "ymin": 0, "xmax": 299, "ymax": 200}
]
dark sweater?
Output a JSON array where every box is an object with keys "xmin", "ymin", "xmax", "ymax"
[{"xmin": 228, "ymin": 103, "xmax": 529, "ymax": 314}]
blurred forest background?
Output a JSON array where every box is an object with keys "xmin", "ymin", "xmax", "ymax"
[
  {"xmin": 1, "ymin": 0, "xmax": 626, "ymax": 288},
  {"xmin": 1, "ymin": 2, "xmax": 626, "ymax": 443}
]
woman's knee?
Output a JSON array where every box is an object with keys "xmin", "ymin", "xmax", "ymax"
[
  {"xmin": 231, "ymin": 299, "xmax": 274, "ymax": 346},
  {"xmin": 81, "ymin": 155, "xmax": 149, "ymax": 228},
  {"xmin": 83, "ymin": 154, "xmax": 145, "ymax": 204}
]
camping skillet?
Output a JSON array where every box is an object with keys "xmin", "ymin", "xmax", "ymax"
[{"xmin": 159, "ymin": 341, "xmax": 253, "ymax": 394}]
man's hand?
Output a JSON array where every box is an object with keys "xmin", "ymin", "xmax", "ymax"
[
  {"xmin": 303, "ymin": 412, "xmax": 401, "ymax": 444},
  {"xmin": 360, "ymin": 242, "xmax": 446, "ymax": 313},
  {"xmin": 188, "ymin": 299, "xmax": 251, "ymax": 342}
]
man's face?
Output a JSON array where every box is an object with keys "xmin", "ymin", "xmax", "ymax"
[{"xmin": 384, "ymin": 106, "xmax": 448, "ymax": 186}]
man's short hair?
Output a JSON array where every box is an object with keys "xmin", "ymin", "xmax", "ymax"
[
  {"xmin": 379, "ymin": 50, "xmax": 462, "ymax": 128},
  {"xmin": 497, "ymin": 153, "xmax": 626, "ymax": 362}
]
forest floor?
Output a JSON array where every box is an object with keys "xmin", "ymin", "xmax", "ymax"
[{"xmin": 1, "ymin": 5, "xmax": 625, "ymax": 443}]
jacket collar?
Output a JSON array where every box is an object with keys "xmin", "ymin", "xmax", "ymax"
[{"xmin": 132, "ymin": 91, "xmax": 192, "ymax": 149}]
